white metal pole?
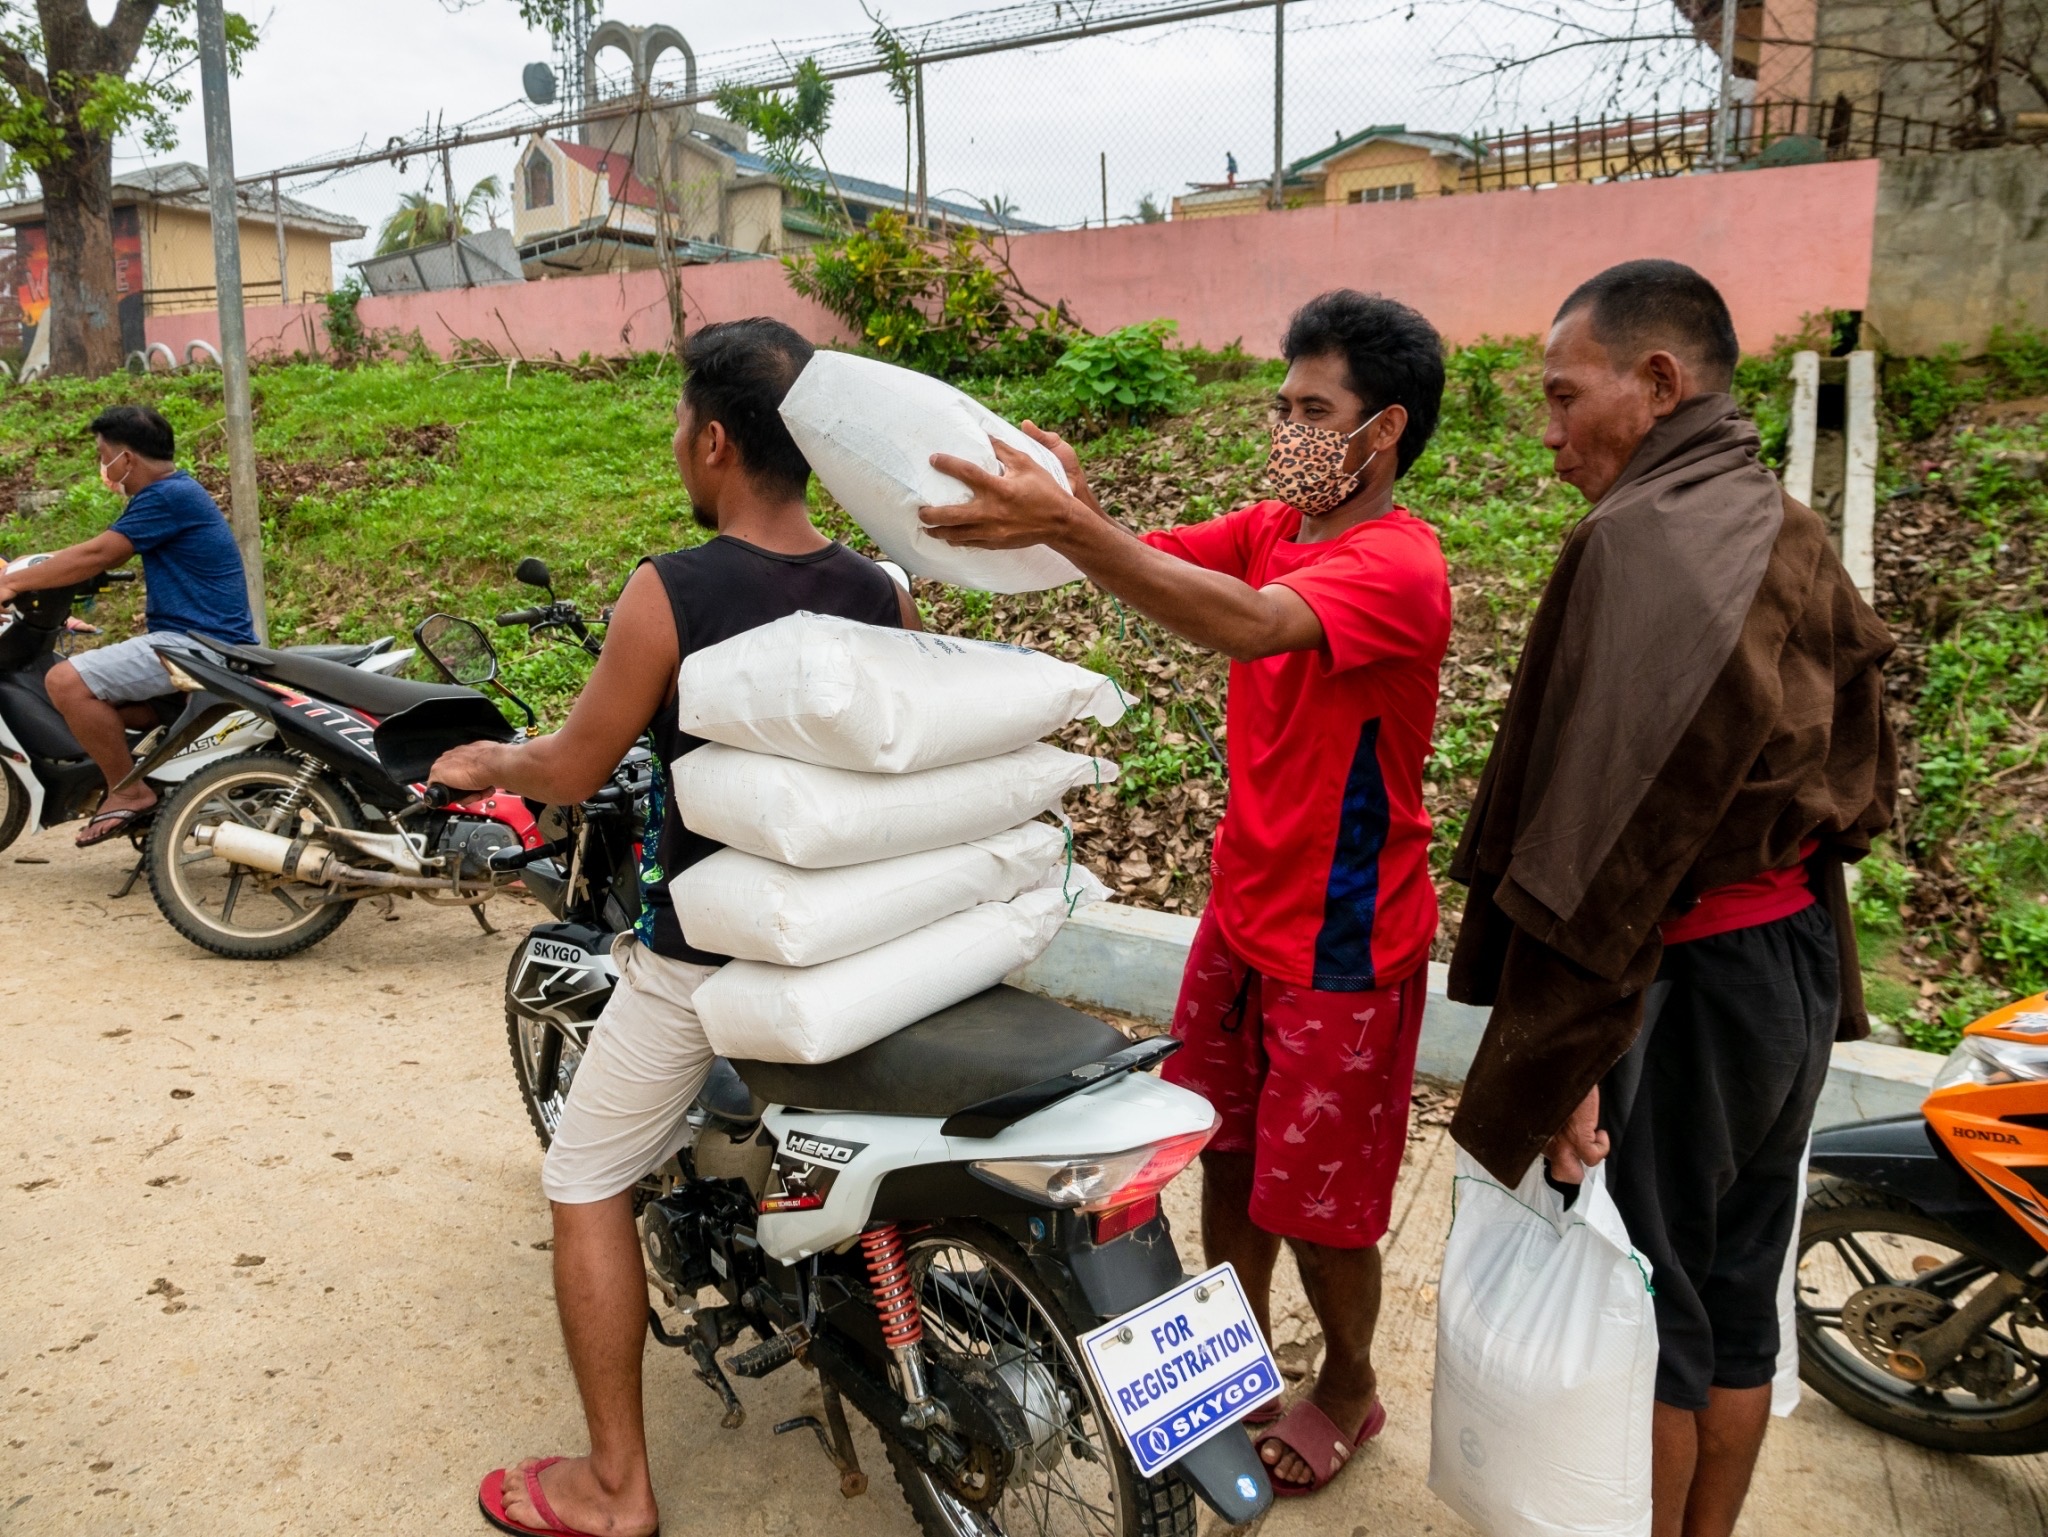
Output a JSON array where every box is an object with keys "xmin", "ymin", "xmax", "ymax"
[
  {"xmin": 1843, "ymin": 350, "xmax": 1878, "ymax": 599},
  {"xmin": 196, "ymin": 0, "xmax": 266, "ymax": 642},
  {"xmin": 270, "ymin": 173, "xmax": 288, "ymax": 307}
]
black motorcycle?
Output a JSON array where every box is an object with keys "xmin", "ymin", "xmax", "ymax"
[{"xmin": 0, "ymin": 554, "xmax": 399, "ymax": 864}]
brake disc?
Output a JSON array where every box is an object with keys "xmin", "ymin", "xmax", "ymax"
[
  {"xmin": 1840, "ymin": 1284, "xmax": 1952, "ymax": 1376},
  {"xmin": 991, "ymin": 1352, "xmax": 1070, "ymax": 1475}
]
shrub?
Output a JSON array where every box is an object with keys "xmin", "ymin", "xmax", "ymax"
[
  {"xmin": 1448, "ymin": 340, "xmax": 1517, "ymax": 427},
  {"xmin": 1885, "ymin": 346, "xmax": 1987, "ymax": 440},
  {"xmin": 1036, "ymin": 320, "xmax": 1195, "ymax": 433},
  {"xmin": 783, "ymin": 209, "xmax": 1066, "ymax": 378}
]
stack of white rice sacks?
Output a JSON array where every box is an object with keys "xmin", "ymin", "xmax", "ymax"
[{"xmin": 673, "ymin": 612, "xmax": 1130, "ymax": 1065}]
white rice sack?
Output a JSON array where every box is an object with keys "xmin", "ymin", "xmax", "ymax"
[
  {"xmin": 675, "ymin": 740, "xmax": 1115, "ymax": 869},
  {"xmin": 673, "ymin": 820, "xmax": 1073, "ymax": 966},
  {"xmin": 680, "ymin": 612, "xmax": 1130, "ymax": 773},
  {"xmin": 778, "ymin": 349, "xmax": 1083, "ymax": 593},
  {"xmin": 695, "ymin": 882, "xmax": 1105, "ymax": 1065}
]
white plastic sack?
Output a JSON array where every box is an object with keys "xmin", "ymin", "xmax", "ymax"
[
  {"xmin": 1430, "ymin": 1150, "xmax": 1658, "ymax": 1537},
  {"xmin": 778, "ymin": 349, "xmax": 1084, "ymax": 593},
  {"xmin": 679, "ymin": 613, "xmax": 1130, "ymax": 773},
  {"xmin": 672, "ymin": 820, "xmax": 1073, "ymax": 966},
  {"xmin": 675, "ymin": 740, "xmax": 1115, "ymax": 870},
  {"xmin": 1771, "ymin": 1136, "xmax": 1814, "ymax": 1416},
  {"xmin": 694, "ymin": 881, "xmax": 1104, "ymax": 1064}
]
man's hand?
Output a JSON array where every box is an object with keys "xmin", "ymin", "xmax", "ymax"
[
  {"xmin": 1543, "ymin": 1085, "xmax": 1610, "ymax": 1184},
  {"xmin": 1017, "ymin": 421, "xmax": 1104, "ymax": 516},
  {"xmin": 920, "ymin": 437, "xmax": 1091, "ymax": 551},
  {"xmin": 0, "ymin": 579, "xmax": 16, "ymax": 608},
  {"xmin": 428, "ymin": 740, "xmax": 505, "ymax": 795}
]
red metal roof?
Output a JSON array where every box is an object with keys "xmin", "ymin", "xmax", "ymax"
[{"xmin": 549, "ymin": 139, "xmax": 667, "ymax": 211}]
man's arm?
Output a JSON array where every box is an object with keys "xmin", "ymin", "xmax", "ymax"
[
  {"xmin": 919, "ymin": 438, "xmax": 1321, "ymax": 662},
  {"xmin": 429, "ymin": 563, "xmax": 677, "ymax": 801},
  {"xmin": 0, "ymin": 530, "xmax": 133, "ymax": 604}
]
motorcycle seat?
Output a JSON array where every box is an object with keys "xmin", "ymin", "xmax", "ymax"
[
  {"xmin": 0, "ymin": 669, "xmax": 85, "ymax": 759},
  {"xmin": 216, "ymin": 642, "xmax": 482, "ymax": 719},
  {"xmin": 729, "ymin": 986, "xmax": 1129, "ymax": 1120},
  {"xmin": 280, "ymin": 639, "xmax": 388, "ymax": 667}
]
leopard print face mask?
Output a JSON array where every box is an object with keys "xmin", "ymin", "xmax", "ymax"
[{"xmin": 1265, "ymin": 407, "xmax": 1389, "ymax": 516}]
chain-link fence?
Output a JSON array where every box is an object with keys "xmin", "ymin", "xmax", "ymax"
[{"xmin": 173, "ymin": 0, "xmax": 1745, "ymax": 315}]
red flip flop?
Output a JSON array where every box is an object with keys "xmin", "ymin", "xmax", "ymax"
[
  {"xmin": 1255, "ymin": 1397, "xmax": 1387, "ymax": 1497},
  {"xmin": 1243, "ymin": 1394, "xmax": 1285, "ymax": 1427},
  {"xmin": 478, "ymin": 1458, "xmax": 660, "ymax": 1537}
]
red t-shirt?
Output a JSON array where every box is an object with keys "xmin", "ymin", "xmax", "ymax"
[
  {"xmin": 1144, "ymin": 501, "xmax": 1451, "ymax": 991},
  {"xmin": 1660, "ymin": 840, "xmax": 1819, "ymax": 945}
]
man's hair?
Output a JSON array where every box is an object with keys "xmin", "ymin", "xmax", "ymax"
[
  {"xmin": 681, "ymin": 318, "xmax": 815, "ymax": 498},
  {"xmin": 90, "ymin": 404, "xmax": 175, "ymax": 462},
  {"xmin": 1281, "ymin": 290, "xmax": 1445, "ymax": 478},
  {"xmin": 1553, "ymin": 259, "xmax": 1739, "ymax": 390}
]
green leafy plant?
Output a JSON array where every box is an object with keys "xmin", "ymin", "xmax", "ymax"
[
  {"xmin": 321, "ymin": 278, "xmax": 370, "ymax": 365},
  {"xmin": 784, "ymin": 208, "xmax": 1066, "ymax": 377},
  {"xmin": 715, "ymin": 57, "xmax": 848, "ymax": 230},
  {"xmin": 1886, "ymin": 346, "xmax": 1988, "ymax": 440},
  {"xmin": 1037, "ymin": 321, "xmax": 1195, "ymax": 433},
  {"xmin": 1986, "ymin": 323, "xmax": 2048, "ymax": 398},
  {"xmin": 1448, "ymin": 340, "xmax": 1515, "ymax": 426}
]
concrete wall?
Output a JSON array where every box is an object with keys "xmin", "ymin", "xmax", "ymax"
[
  {"xmin": 147, "ymin": 156, "xmax": 1880, "ymax": 362},
  {"xmin": 1010, "ymin": 903, "xmax": 1946, "ymax": 1133},
  {"xmin": 1863, "ymin": 146, "xmax": 2048, "ymax": 358}
]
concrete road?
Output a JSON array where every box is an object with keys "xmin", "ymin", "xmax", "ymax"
[{"xmin": 3, "ymin": 837, "xmax": 2045, "ymax": 1535}]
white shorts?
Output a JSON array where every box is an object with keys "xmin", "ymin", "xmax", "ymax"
[
  {"xmin": 67, "ymin": 632, "xmax": 203, "ymax": 704},
  {"xmin": 539, "ymin": 935, "xmax": 720, "ymax": 1205}
]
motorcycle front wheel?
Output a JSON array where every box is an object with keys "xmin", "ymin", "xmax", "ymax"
[
  {"xmin": 147, "ymin": 752, "xmax": 361, "ymax": 960},
  {"xmin": 1796, "ymin": 1174, "xmax": 2048, "ymax": 1455},
  {"xmin": 882, "ymin": 1221, "xmax": 1197, "ymax": 1537}
]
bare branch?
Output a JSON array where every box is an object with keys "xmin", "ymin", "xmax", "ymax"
[{"xmin": 102, "ymin": 0, "xmax": 163, "ymax": 72}]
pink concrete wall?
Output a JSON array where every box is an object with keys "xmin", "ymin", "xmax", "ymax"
[
  {"xmin": 1008, "ymin": 157, "xmax": 1880, "ymax": 355},
  {"xmin": 147, "ymin": 159, "xmax": 1879, "ymax": 364}
]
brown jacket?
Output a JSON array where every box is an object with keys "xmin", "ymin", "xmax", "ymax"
[{"xmin": 1447, "ymin": 396, "xmax": 1896, "ymax": 1185}]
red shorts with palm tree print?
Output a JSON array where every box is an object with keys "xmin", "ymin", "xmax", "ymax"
[{"xmin": 1161, "ymin": 909, "xmax": 1425, "ymax": 1249}]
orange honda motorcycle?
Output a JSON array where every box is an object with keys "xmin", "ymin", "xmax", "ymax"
[{"xmin": 1798, "ymin": 994, "xmax": 2048, "ymax": 1454}]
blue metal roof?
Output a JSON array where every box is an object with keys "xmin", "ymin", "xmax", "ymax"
[{"xmin": 725, "ymin": 147, "xmax": 1044, "ymax": 232}]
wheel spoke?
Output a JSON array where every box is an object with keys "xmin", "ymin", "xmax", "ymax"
[
  {"xmin": 269, "ymin": 885, "xmax": 305, "ymax": 917},
  {"xmin": 219, "ymin": 870, "xmax": 244, "ymax": 922},
  {"xmin": 1835, "ymin": 1233, "xmax": 1896, "ymax": 1288}
]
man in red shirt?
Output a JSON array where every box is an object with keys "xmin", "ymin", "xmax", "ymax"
[{"xmin": 921, "ymin": 290, "xmax": 1450, "ymax": 1496}]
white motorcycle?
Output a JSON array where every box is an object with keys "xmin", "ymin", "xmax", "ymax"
[{"xmin": 0, "ymin": 553, "xmax": 409, "ymax": 865}]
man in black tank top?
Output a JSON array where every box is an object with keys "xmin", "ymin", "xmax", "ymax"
[{"xmin": 432, "ymin": 319, "xmax": 913, "ymax": 1537}]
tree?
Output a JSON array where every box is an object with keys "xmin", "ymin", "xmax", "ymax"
[
  {"xmin": 715, "ymin": 58, "xmax": 851, "ymax": 230},
  {"xmin": 0, "ymin": 2, "xmax": 254, "ymax": 376},
  {"xmin": 374, "ymin": 175, "xmax": 505, "ymax": 254}
]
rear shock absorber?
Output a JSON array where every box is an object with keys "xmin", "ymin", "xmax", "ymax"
[{"xmin": 862, "ymin": 1224, "xmax": 946, "ymax": 1430}]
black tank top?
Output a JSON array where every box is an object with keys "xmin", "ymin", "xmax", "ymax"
[{"xmin": 634, "ymin": 536, "xmax": 904, "ymax": 964}]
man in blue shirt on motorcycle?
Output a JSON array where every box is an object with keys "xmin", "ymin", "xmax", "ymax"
[{"xmin": 0, "ymin": 404, "xmax": 255, "ymax": 845}]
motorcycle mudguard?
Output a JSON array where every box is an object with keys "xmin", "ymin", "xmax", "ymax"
[
  {"xmin": 1809, "ymin": 1114, "xmax": 2042, "ymax": 1277},
  {"xmin": 1056, "ymin": 1210, "xmax": 1275, "ymax": 1523}
]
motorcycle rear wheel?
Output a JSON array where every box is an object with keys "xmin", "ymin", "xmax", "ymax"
[
  {"xmin": 504, "ymin": 943, "xmax": 589, "ymax": 1148},
  {"xmin": 0, "ymin": 761, "xmax": 28, "ymax": 853},
  {"xmin": 881, "ymin": 1220, "xmax": 1197, "ymax": 1537},
  {"xmin": 1796, "ymin": 1175, "xmax": 2048, "ymax": 1455},
  {"xmin": 147, "ymin": 752, "xmax": 361, "ymax": 960}
]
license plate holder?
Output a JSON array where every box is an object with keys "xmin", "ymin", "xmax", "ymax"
[{"xmin": 1076, "ymin": 1261, "xmax": 1281, "ymax": 1477}]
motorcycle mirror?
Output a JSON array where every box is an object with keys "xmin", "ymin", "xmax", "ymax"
[
  {"xmin": 515, "ymin": 557, "xmax": 554, "ymax": 595},
  {"xmin": 413, "ymin": 612, "xmax": 500, "ymax": 688}
]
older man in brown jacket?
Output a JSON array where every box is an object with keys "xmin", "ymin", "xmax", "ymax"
[{"xmin": 1447, "ymin": 259, "xmax": 1895, "ymax": 1537}]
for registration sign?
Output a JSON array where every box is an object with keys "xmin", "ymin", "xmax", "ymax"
[{"xmin": 1077, "ymin": 1262, "xmax": 1282, "ymax": 1478}]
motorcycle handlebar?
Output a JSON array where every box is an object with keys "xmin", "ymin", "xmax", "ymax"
[
  {"xmin": 103, "ymin": 569, "xmax": 137, "ymax": 584},
  {"xmin": 496, "ymin": 606, "xmax": 547, "ymax": 627}
]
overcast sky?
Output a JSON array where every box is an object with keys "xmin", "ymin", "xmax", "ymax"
[{"xmin": 111, "ymin": 0, "xmax": 1717, "ymax": 236}]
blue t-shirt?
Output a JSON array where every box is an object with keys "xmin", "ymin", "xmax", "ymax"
[{"xmin": 111, "ymin": 470, "xmax": 257, "ymax": 644}]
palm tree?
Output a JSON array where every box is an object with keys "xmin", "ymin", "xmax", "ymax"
[{"xmin": 374, "ymin": 176, "xmax": 507, "ymax": 254}]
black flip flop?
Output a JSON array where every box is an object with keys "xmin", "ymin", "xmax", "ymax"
[{"xmin": 76, "ymin": 805, "xmax": 155, "ymax": 848}]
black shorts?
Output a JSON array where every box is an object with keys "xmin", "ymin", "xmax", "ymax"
[{"xmin": 1599, "ymin": 903, "xmax": 1838, "ymax": 1411}]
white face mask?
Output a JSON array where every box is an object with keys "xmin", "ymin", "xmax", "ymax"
[{"xmin": 99, "ymin": 452, "xmax": 130, "ymax": 495}]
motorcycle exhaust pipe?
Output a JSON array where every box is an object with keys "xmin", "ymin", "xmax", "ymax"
[{"xmin": 194, "ymin": 822, "xmax": 338, "ymax": 883}]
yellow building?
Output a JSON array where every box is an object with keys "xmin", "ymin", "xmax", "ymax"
[
  {"xmin": 1172, "ymin": 127, "xmax": 1479, "ymax": 219},
  {"xmin": 0, "ymin": 162, "xmax": 364, "ymax": 355}
]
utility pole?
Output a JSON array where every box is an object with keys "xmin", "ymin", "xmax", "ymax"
[
  {"xmin": 196, "ymin": 0, "xmax": 266, "ymax": 642},
  {"xmin": 1714, "ymin": 0, "xmax": 1740, "ymax": 167},
  {"xmin": 441, "ymin": 143, "xmax": 472, "ymax": 286},
  {"xmin": 1270, "ymin": 1, "xmax": 1286, "ymax": 210},
  {"xmin": 1100, "ymin": 151, "xmax": 1108, "ymax": 228}
]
